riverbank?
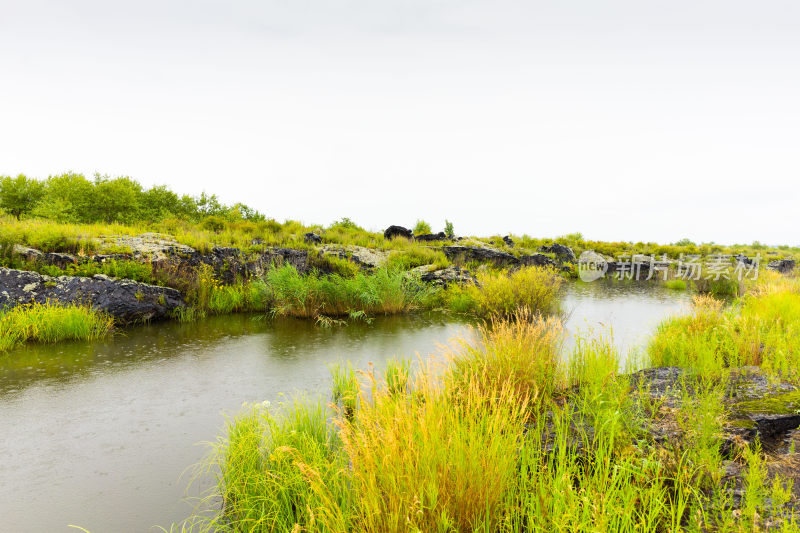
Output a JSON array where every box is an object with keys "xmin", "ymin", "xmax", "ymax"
[
  {"xmin": 2, "ymin": 216, "xmax": 797, "ymax": 350},
  {"xmin": 1, "ymin": 179, "xmax": 797, "ymax": 353},
  {"xmin": 170, "ymin": 270, "xmax": 800, "ymax": 532}
]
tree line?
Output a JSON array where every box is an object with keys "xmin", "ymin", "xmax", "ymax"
[{"xmin": 0, "ymin": 173, "xmax": 264, "ymax": 224}]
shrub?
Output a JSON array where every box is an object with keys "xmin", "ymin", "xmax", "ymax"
[
  {"xmin": 200, "ymin": 215, "xmax": 227, "ymax": 233},
  {"xmin": 444, "ymin": 220, "xmax": 454, "ymax": 239},
  {"xmin": 412, "ymin": 219, "xmax": 431, "ymax": 234}
]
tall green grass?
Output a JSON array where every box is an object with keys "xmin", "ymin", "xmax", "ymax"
[
  {"xmin": 0, "ymin": 302, "xmax": 113, "ymax": 352},
  {"xmin": 195, "ymin": 399, "xmax": 348, "ymax": 532},
  {"xmin": 176, "ymin": 306, "xmax": 800, "ymax": 532},
  {"xmin": 265, "ymin": 264, "xmax": 433, "ymax": 320},
  {"xmin": 648, "ymin": 289, "xmax": 800, "ymax": 375}
]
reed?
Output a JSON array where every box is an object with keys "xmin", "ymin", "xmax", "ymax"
[{"xmin": 0, "ymin": 302, "xmax": 113, "ymax": 352}]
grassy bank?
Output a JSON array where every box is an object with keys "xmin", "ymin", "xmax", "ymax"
[
  {"xmin": 650, "ymin": 271, "xmax": 800, "ymax": 375},
  {"xmin": 0, "ymin": 302, "xmax": 113, "ymax": 352},
  {"xmin": 170, "ymin": 271, "xmax": 800, "ymax": 532}
]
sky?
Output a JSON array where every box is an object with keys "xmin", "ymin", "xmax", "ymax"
[{"xmin": 1, "ymin": 0, "xmax": 798, "ymax": 245}]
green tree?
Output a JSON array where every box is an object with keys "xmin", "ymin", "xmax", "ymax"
[
  {"xmin": 35, "ymin": 172, "xmax": 95, "ymax": 222},
  {"xmin": 0, "ymin": 174, "xmax": 45, "ymax": 219},
  {"xmin": 444, "ymin": 220, "xmax": 454, "ymax": 239},
  {"xmin": 413, "ymin": 220, "xmax": 432, "ymax": 235},
  {"xmin": 194, "ymin": 192, "xmax": 225, "ymax": 218},
  {"xmin": 92, "ymin": 175, "xmax": 142, "ymax": 223},
  {"xmin": 140, "ymin": 185, "xmax": 181, "ymax": 221}
]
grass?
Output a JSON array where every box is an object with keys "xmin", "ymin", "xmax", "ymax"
[
  {"xmin": 171, "ymin": 269, "xmax": 800, "ymax": 532},
  {"xmin": 649, "ymin": 276, "xmax": 800, "ymax": 375},
  {"xmin": 664, "ymin": 279, "xmax": 688, "ymax": 290},
  {"xmin": 0, "ymin": 302, "xmax": 113, "ymax": 352},
  {"xmin": 1, "ymin": 256, "xmax": 156, "ymax": 284},
  {"xmin": 444, "ymin": 308, "xmax": 564, "ymax": 409},
  {"xmin": 265, "ymin": 264, "xmax": 434, "ymax": 320},
  {"xmin": 443, "ymin": 265, "xmax": 564, "ymax": 318}
]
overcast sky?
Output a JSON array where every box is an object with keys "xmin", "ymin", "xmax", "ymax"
[{"xmin": 1, "ymin": 1, "xmax": 798, "ymax": 245}]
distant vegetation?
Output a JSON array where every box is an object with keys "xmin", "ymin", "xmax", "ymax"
[{"xmin": 0, "ymin": 172, "xmax": 264, "ymax": 224}]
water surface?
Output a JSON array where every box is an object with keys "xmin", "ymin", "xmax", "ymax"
[{"xmin": 0, "ymin": 282, "xmax": 691, "ymax": 532}]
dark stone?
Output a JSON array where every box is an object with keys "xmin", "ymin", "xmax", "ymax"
[
  {"xmin": 734, "ymin": 254, "xmax": 754, "ymax": 266},
  {"xmin": 414, "ymin": 232, "xmax": 447, "ymax": 242},
  {"xmin": 417, "ymin": 265, "xmax": 477, "ymax": 287},
  {"xmin": 538, "ymin": 243, "xmax": 576, "ymax": 263},
  {"xmin": 767, "ymin": 259, "xmax": 796, "ymax": 274},
  {"xmin": 383, "ymin": 225, "xmax": 413, "ymax": 240},
  {"xmin": 502, "ymin": 235, "xmax": 514, "ymax": 247},
  {"xmin": 519, "ymin": 253, "xmax": 556, "ymax": 268},
  {"xmin": 0, "ymin": 267, "xmax": 184, "ymax": 323},
  {"xmin": 158, "ymin": 246, "xmax": 310, "ymax": 285},
  {"xmin": 442, "ymin": 246, "xmax": 519, "ymax": 268},
  {"xmin": 304, "ymin": 232, "xmax": 322, "ymax": 245},
  {"xmin": 42, "ymin": 252, "xmax": 78, "ymax": 269}
]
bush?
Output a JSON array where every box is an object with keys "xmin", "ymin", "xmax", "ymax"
[
  {"xmin": 413, "ymin": 220, "xmax": 431, "ymax": 234},
  {"xmin": 200, "ymin": 215, "xmax": 227, "ymax": 233}
]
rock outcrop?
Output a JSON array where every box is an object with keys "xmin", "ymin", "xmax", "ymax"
[
  {"xmin": 13, "ymin": 240, "xmax": 311, "ymax": 285},
  {"xmin": 411, "ymin": 265, "xmax": 477, "ymax": 287},
  {"xmin": 519, "ymin": 253, "xmax": 556, "ymax": 268},
  {"xmin": 304, "ymin": 232, "xmax": 322, "ymax": 244},
  {"xmin": 538, "ymin": 243, "xmax": 576, "ymax": 263},
  {"xmin": 767, "ymin": 259, "xmax": 796, "ymax": 274},
  {"xmin": 414, "ymin": 232, "xmax": 447, "ymax": 242},
  {"xmin": 0, "ymin": 267, "xmax": 184, "ymax": 323},
  {"xmin": 502, "ymin": 235, "xmax": 514, "ymax": 247},
  {"xmin": 443, "ymin": 246, "xmax": 519, "ymax": 268},
  {"xmin": 319, "ymin": 245, "xmax": 389, "ymax": 271}
]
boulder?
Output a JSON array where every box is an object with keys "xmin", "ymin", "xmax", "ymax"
[
  {"xmin": 442, "ymin": 246, "xmax": 519, "ymax": 268},
  {"xmin": 304, "ymin": 232, "xmax": 322, "ymax": 245},
  {"xmin": 383, "ymin": 225, "xmax": 413, "ymax": 240},
  {"xmin": 0, "ymin": 267, "xmax": 184, "ymax": 323},
  {"xmin": 11, "ymin": 245, "xmax": 43, "ymax": 263},
  {"xmin": 502, "ymin": 235, "xmax": 514, "ymax": 247},
  {"xmin": 767, "ymin": 259, "xmax": 796, "ymax": 274},
  {"xmin": 319, "ymin": 245, "xmax": 389, "ymax": 271},
  {"xmin": 42, "ymin": 252, "xmax": 78, "ymax": 269},
  {"xmin": 538, "ymin": 243, "xmax": 576, "ymax": 263},
  {"xmin": 412, "ymin": 265, "xmax": 477, "ymax": 287},
  {"xmin": 414, "ymin": 232, "xmax": 447, "ymax": 242},
  {"xmin": 519, "ymin": 253, "xmax": 556, "ymax": 268}
]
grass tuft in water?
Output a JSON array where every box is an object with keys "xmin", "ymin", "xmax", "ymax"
[{"xmin": 0, "ymin": 302, "xmax": 113, "ymax": 352}]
